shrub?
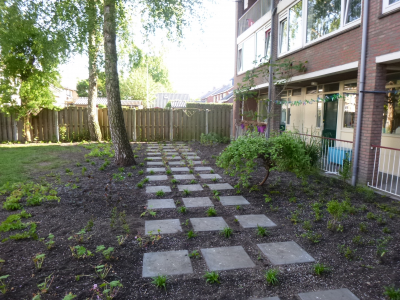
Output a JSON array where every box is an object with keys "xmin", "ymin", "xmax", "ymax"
[
  {"xmin": 200, "ymin": 132, "xmax": 230, "ymax": 145},
  {"xmin": 216, "ymin": 131, "xmax": 314, "ymax": 187}
]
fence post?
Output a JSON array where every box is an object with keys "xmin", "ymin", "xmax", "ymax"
[
  {"xmin": 133, "ymin": 109, "xmax": 137, "ymax": 141},
  {"xmin": 205, "ymin": 109, "xmax": 209, "ymax": 134},
  {"xmin": 230, "ymin": 109, "xmax": 233, "ymax": 139},
  {"xmin": 169, "ymin": 109, "xmax": 173, "ymax": 141},
  {"xmin": 12, "ymin": 115, "xmax": 18, "ymax": 141},
  {"xmin": 54, "ymin": 110, "xmax": 59, "ymax": 142}
]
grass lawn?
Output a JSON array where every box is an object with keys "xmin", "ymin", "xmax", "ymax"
[{"xmin": 0, "ymin": 144, "xmax": 82, "ymax": 186}]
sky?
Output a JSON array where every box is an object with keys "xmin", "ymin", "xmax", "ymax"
[{"xmin": 59, "ymin": 1, "xmax": 236, "ymax": 100}]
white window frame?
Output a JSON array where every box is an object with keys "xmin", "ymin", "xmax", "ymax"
[
  {"xmin": 244, "ymin": 0, "xmax": 248, "ymax": 10},
  {"xmin": 237, "ymin": 43, "xmax": 243, "ymax": 74},
  {"xmin": 383, "ymin": 0, "xmax": 400, "ymax": 13}
]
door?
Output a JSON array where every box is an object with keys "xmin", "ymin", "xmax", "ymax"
[{"xmin": 322, "ymin": 94, "xmax": 338, "ymax": 139}]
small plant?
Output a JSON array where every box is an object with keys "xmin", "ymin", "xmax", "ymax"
[
  {"xmin": 376, "ymin": 237, "xmax": 392, "ymax": 258},
  {"xmin": 81, "ymin": 167, "xmax": 87, "ymax": 175},
  {"xmin": 118, "ymin": 167, "xmax": 124, "ymax": 172},
  {"xmin": 367, "ymin": 212, "xmax": 375, "ymax": 220},
  {"xmin": 384, "ymin": 286, "xmax": 400, "ymax": 300},
  {"xmin": 264, "ymin": 268, "xmax": 279, "ymax": 285},
  {"xmin": 338, "ymin": 244, "xmax": 354, "ymax": 260},
  {"xmin": 189, "ymin": 250, "xmax": 200, "ymax": 258},
  {"xmin": 112, "ymin": 173, "xmax": 125, "ymax": 181},
  {"xmin": 110, "ymin": 207, "xmax": 118, "ymax": 228},
  {"xmin": 116, "ymin": 235, "xmax": 128, "ymax": 246},
  {"xmin": 182, "ymin": 189, "xmax": 191, "ymax": 196},
  {"xmin": 152, "ymin": 275, "xmax": 167, "ymax": 290},
  {"xmin": 301, "ymin": 231, "xmax": 322, "ymax": 243},
  {"xmin": 65, "ymin": 168, "xmax": 71, "ymax": 173},
  {"xmin": 220, "ymin": 226, "xmax": 233, "ymax": 238},
  {"xmin": 138, "ymin": 170, "xmax": 144, "ymax": 175},
  {"xmin": 189, "ymin": 179, "xmax": 197, "ymax": 184},
  {"xmin": 127, "ymin": 172, "xmax": 132, "ymax": 177},
  {"xmin": 137, "ymin": 182, "xmax": 144, "ymax": 188},
  {"xmin": 187, "ymin": 230, "xmax": 197, "ymax": 239},
  {"xmin": 39, "ymin": 233, "xmax": 55, "ymax": 250},
  {"xmin": 95, "ymin": 264, "xmax": 112, "ymax": 279},
  {"xmin": 236, "ymin": 205, "xmax": 241, "ymax": 210},
  {"xmin": 204, "ymin": 271, "xmax": 220, "ymax": 284},
  {"xmin": 359, "ymin": 222, "xmax": 367, "ymax": 232},
  {"xmin": 91, "ymin": 161, "xmax": 95, "ymax": 166},
  {"xmin": 383, "ymin": 226, "xmax": 391, "ymax": 234},
  {"xmin": 303, "ymin": 220, "xmax": 312, "ymax": 231},
  {"xmin": 212, "ymin": 177, "xmax": 218, "ymax": 182},
  {"xmin": 96, "ymin": 245, "xmax": 115, "ymax": 260},
  {"xmin": 289, "ymin": 210, "xmax": 301, "ymax": 224},
  {"xmin": 177, "ymin": 206, "xmax": 187, "ymax": 214},
  {"xmin": 377, "ymin": 215, "xmax": 387, "ymax": 225},
  {"xmin": 156, "ymin": 190, "xmax": 165, "ymax": 197},
  {"xmin": 171, "ymin": 179, "xmax": 179, "ymax": 184},
  {"xmin": 140, "ymin": 207, "xmax": 157, "ymax": 217},
  {"xmin": 70, "ymin": 245, "xmax": 94, "ymax": 259},
  {"xmin": 33, "ymin": 253, "xmax": 45, "ymax": 269},
  {"xmin": 256, "ymin": 225, "xmax": 269, "ymax": 237},
  {"xmin": 91, "ymin": 281, "xmax": 123, "ymax": 299},
  {"xmin": 206, "ymin": 207, "xmax": 217, "ymax": 217},
  {"xmin": 139, "ymin": 163, "xmax": 144, "ymax": 167},
  {"xmin": 166, "ymin": 169, "xmax": 172, "ymax": 175},
  {"xmin": 131, "ymin": 166, "xmax": 137, "ymax": 170},
  {"xmin": 149, "ymin": 170, "xmax": 155, "ymax": 175},
  {"xmin": 264, "ymin": 194, "xmax": 272, "ymax": 203},
  {"xmin": 0, "ymin": 275, "xmax": 10, "ymax": 294},
  {"xmin": 313, "ymin": 263, "xmax": 330, "ymax": 276},
  {"xmin": 37, "ymin": 273, "xmax": 54, "ymax": 294},
  {"xmin": 289, "ymin": 196, "xmax": 297, "ymax": 203}
]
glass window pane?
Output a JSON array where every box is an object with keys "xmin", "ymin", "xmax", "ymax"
[
  {"xmin": 324, "ymin": 83, "xmax": 340, "ymax": 92},
  {"xmin": 317, "ymin": 98, "xmax": 322, "ymax": 127},
  {"xmin": 265, "ymin": 31, "xmax": 271, "ymax": 60},
  {"xmin": 243, "ymin": 36, "xmax": 255, "ymax": 71},
  {"xmin": 238, "ymin": 48, "xmax": 243, "ymax": 72},
  {"xmin": 307, "ymin": 0, "xmax": 341, "ymax": 42},
  {"xmin": 383, "ymin": 88, "xmax": 400, "ymax": 134},
  {"xmin": 287, "ymin": 103, "xmax": 291, "ymax": 124},
  {"xmin": 346, "ymin": 0, "xmax": 361, "ymax": 23},
  {"xmin": 292, "ymin": 88, "xmax": 302, "ymax": 96},
  {"xmin": 288, "ymin": 1, "xmax": 303, "ymax": 50},
  {"xmin": 306, "ymin": 86, "xmax": 317, "ymax": 94},
  {"xmin": 281, "ymin": 104, "xmax": 287, "ymax": 125},
  {"xmin": 344, "ymin": 82, "xmax": 357, "ymax": 91},
  {"xmin": 343, "ymin": 94, "xmax": 356, "ymax": 128},
  {"xmin": 256, "ymin": 30, "xmax": 265, "ymax": 63},
  {"xmin": 389, "ymin": 0, "xmax": 400, "ymax": 4},
  {"xmin": 280, "ymin": 19, "xmax": 288, "ymax": 53}
]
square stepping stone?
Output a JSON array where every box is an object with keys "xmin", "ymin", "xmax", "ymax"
[
  {"xmin": 201, "ymin": 246, "xmax": 255, "ymax": 271},
  {"xmin": 187, "ymin": 156, "xmax": 201, "ymax": 160},
  {"xmin": 145, "ymin": 219, "xmax": 182, "ymax": 235},
  {"xmin": 257, "ymin": 241, "xmax": 315, "ymax": 265},
  {"xmin": 190, "ymin": 217, "xmax": 227, "ymax": 231},
  {"xmin": 182, "ymin": 197, "xmax": 214, "ymax": 207},
  {"xmin": 146, "ymin": 168, "xmax": 166, "ymax": 173},
  {"xmin": 192, "ymin": 161, "xmax": 203, "ymax": 165},
  {"xmin": 249, "ymin": 297, "xmax": 280, "ymax": 300},
  {"xmin": 146, "ymin": 175, "xmax": 168, "ymax": 181},
  {"xmin": 177, "ymin": 184, "xmax": 203, "ymax": 191},
  {"xmin": 165, "ymin": 156, "xmax": 181, "ymax": 160},
  {"xmin": 174, "ymin": 174, "xmax": 196, "ymax": 180},
  {"xmin": 146, "ymin": 157, "xmax": 162, "ymax": 160},
  {"xmin": 171, "ymin": 167, "xmax": 190, "ymax": 172},
  {"xmin": 208, "ymin": 183, "xmax": 234, "ymax": 190},
  {"xmin": 168, "ymin": 161, "xmax": 186, "ymax": 165},
  {"xmin": 199, "ymin": 174, "xmax": 222, "ymax": 179},
  {"xmin": 194, "ymin": 167, "xmax": 213, "ymax": 171},
  {"xmin": 147, "ymin": 162, "xmax": 164, "ymax": 166},
  {"xmin": 147, "ymin": 152, "xmax": 161, "ymax": 155},
  {"xmin": 235, "ymin": 214, "xmax": 276, "ymax": 228},
  {"xmin": 145, "ymin": 185, "xmax": 171, "ymax": 193},
  {"xmin": 163, "ymin": 149, "xmax": 176, "ymax": 152},
  {"xmin": 147, "ymin": 199, "xmax": 176, "ymax": 209},
  {"xmin": 220, "ymin": 196, "xmax": 249, "ymax": 205},
  {"xmin": 181, "ymin": 152, "xmax": 197, "ymax": 155},
  {"xmin": 298, "ymin": 288, "xmax": 359, "ymax": 300},
  {"xmin": 142, "ymin": 250, "xmax": 193, "ymax": 277}
]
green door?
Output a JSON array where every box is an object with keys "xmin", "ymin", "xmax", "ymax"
[{"xmin": 322, "ymin": 94, "xmax": 338, "ymax": 139}]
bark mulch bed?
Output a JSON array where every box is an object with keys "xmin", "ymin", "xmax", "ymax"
[{"xmin": 0, "ymin": 141, "xmax": 399, "ymax": 300}]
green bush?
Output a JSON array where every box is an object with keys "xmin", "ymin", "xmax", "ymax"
[
  {"xmin": 217, "ymin": 131, "xmax": 314, "ymax": 187},
  {"xmin": 200, "ymin": 133, "xmax": 230, "ymax": 145}
]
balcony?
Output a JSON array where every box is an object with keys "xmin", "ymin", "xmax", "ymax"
[{"xmin": 238, "ymin": 0, "xmax": 271, "ymax": 37}]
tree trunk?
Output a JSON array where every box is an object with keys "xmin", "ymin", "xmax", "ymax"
[
  {"xmin": 24, "ymin": 115, "xmax": 32, "ymax": 142},
  {"xmin": 103, "ymin": 0, "xmax": 135, "ymax": 166},
  {"xmin": 87, "ymin": 1, "xmax": 103, "ymax": 142}
]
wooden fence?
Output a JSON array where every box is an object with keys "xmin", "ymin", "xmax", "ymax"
[{"xmin": 0, "ymin": 107, "xmax": 232, "ymax": 142}]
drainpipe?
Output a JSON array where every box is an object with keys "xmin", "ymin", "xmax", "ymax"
[
  {"xmin": 266, "ymin": 0, "xmax": 277, "ymax": 139},
  {"xmin": 352, "ymin": 0, "xmax": 369, "ymax": 186}
]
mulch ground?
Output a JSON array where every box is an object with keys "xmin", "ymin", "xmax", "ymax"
[{"xmin": 0, "ymin": 141, "xmax": 399, "ymax": 300}]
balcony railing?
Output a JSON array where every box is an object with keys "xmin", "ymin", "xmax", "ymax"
[{"xmin": 238, "ymin": 0, "xmax": 272, "ymax": 37}]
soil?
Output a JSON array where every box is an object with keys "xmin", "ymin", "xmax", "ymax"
[{"xmin": 0, "ymin": 141, "xmax": 399, "ymax": 300}]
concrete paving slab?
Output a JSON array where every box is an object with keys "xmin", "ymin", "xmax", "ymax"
[
  {"xmin": 219, "ymin": 196, "xmax": 249, "ymax": 205},
  {"xmin": 177, "ymin": 184, "xmax": 203, "ymax": 191},
  {"xmin": 235, "ymin": 214, "xmax": 276, "ymax": 228},
  {"xmin": 187, "ymin": 156, "xmax": 201, "ymax": 160},
  {"xmin": 147, "ymin": 162, "xmax": 164, "ymax": 166},
  {"xmin": 199, "ymin": 174, "xmax": 222, "ymax": 179},
  {"xmin": 167, "ymin": 161, "xmax": 186, "ymax": 165},
  {"xmin": 201, "ymin": 246, "xmax": 255, "ymax": 271},
  {"xmin": 146, "ymin": 157, "xmax": 162, "ymax": 160},
  {"xmin": 194, "ymin": 167, "xmax": 213, "ymax": 171},
  {"xmin": 146, "ymin": 175, "xmax": 168, "ymax": 181},
  {"xmin": 165, "ymin": 156, "xmax": 182, "ymax": 160},
  {"xmin": 147, "ymin": 152, "xmax": 162, "ymax": 155},
  {"xmin": 192, "ymin": 161, "xmax": 203, "ymax": 165},
  {"xmin": 208, "ymin": 183, "xmax": 234, "ymax": 191},
  {"xmin": 171, "ymin": 167, "xmax": 190, "ymax": 172},
  {"xmin": 147, "ymin": 199, "xmax": 176, "ymax": 209},
  {"xmin": 145, "ymin": 219, "xmax": 182, "ymax": 235},
  {"xmin": 249, "ymin": 297, "xmax": 280, "ymax": 300},
  {"xmin": 145, "ymin": 185, "xmax": 172, "ymax": 193},
  {"xmin": 142, "ymin": 250, "xmax": 193, "ymax": 277},
  {"xmin": 163, "ymin": 149, "xmax": 177, "ymax": 152},
  {"xmin": 173, "ymin": 174, "xmax": 195, "ymax": 180},
  {"xmin": 181, "ymin": 152, "xmax": 197, "ymax": 155},
  {"xmin": 298, "ymin": 288, "xmax": 359, "ymax": 300},
  {"xmin": 190, "ymin": 217, "xmax": 228, "ymax": 231},
  {"xmin": 146, "ymin": 168, "xmax": 166, "ymax": 173},
  {"xmin": 182, "ymin": 197, "xmax": 214, "ymax": 207},
  {"xmin": 257, "ymin": 241, "xmax": 315, "ymax": 265}
]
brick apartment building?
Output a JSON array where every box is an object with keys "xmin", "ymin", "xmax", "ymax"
[
  {"xmin": 201, "ymin": 79, "xmax": 234, "ymax": 103},
  {"xmin": 233, "ymin": 0, "xmax": 400, "ymax": 190}
]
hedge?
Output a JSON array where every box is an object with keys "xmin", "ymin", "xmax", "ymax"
[{"xmin": 186, "ymin": 102, "xmax": 233, "ymax": 110}]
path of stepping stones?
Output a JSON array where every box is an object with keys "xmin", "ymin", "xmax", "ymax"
[{"xmin": 140, "ymin": 142, "xmax": 360, "ymax": 300}]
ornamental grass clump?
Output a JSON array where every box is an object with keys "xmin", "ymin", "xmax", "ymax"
[{"xmin": 216, "ymin": 131, "xmax": 315, "ymax": 187}]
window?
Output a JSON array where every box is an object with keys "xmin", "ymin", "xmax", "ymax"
[
  {"xmin": 306, "ymin": 0, "xmax": 341, "ymax": 42},
  {"xmin": 244, "ymin": 0, "xmax": 248, "ymax": 10},
  {"xmin": 383, "ymin": 0, "xmax": 400, "ymax": 13},
  {"xmin": 292, "ymin": 88, "xmax": 302, "ymax": 96},
  {"xmin": 265, "ymin": 30, "xmax": 271, "ymax": 61},
  {"xmin": 243, "ymin": 36, "xmax": 255, "ymax": 72},
  {"xmin": 237, "ymin": 45, "xmax": 243, "ymax": 73},
  {"xmin": 279, "ymin": 1, "xmax": 302, "ymax": 54},
  {"xmin": 383, "ymin": 87, "xmax": 400, "ymax": 135},
  {"xmin": 306, "ymin": 86, "xmax": 318, "ymax": 94},
  {"xmin": 256, "ymin": 30, "xmax": 265, "ymax": 63},
  {"xmin": 324, "ymin": 83, "xmax": 340, "ymax": 92},
  {"xmin": 343, "ymin": 93, "xmax": 356, "ymax": 128},
  {"xmin": 317, "ymin": 97, "xmax": 322, "ymax": 127},
  {"xmin": 345, "ymin": 0, "xmax": 362, "ymax": 23},
  {"xmin": 281, "ymin": 92, "xmax": 291, "ymax": 125}
]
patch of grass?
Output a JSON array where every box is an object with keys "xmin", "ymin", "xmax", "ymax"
[
  {"xmin": 156, "ymin": 190, "xmax": 165, "ymax": 197},
  {"xmin": 206, "ymin": 207, "xmax": 217, "ymax": 217},
  {"xmin": 177, "ymin": 206, "xmax": 187, "ymax": 214},
  {"xmin": 384, "ymin": 286, "xmax": 400, "ymax": 300},
  {"xmin": 256, "ymin": 225, "xmax": 269, "ymax": 237},
  {"xmin": 220, "ymin": 226, "xmax": 232, "ymax": 238},
  {"xmin": 187, "ymin": 230, "xmax": 197, "ymax": 239},
  {"xmin": 204, "ymin": 271, "xmax": 220, "ymax": 284},
  {"xmin": 313, "ymin": 263, "xmax": 330, "ymax": 276},
  {"xmin": 264, "ymin": 268, "xmax": 279, "ymax": 285},
  {"xmin": 0, "ymin": 145, "xmax": 81, "ymax": 185},
  {"xmin": 182, "ymin": 189, "xmax": 190, "ymax": 196},
  {"xmin": 189, "ymin": 250, "xmax": 200, "ymax": 259},
  {"xmin": 152, "ymin": 275, "xmax": 167, "ymax": 290}
]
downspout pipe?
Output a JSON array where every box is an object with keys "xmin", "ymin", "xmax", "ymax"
[
  {"xmin": 352, "ymin": 0, "xmax": 369, "ymax": 186},
  {"xmin": 266, "ymin": 0, "xmax": 277, "ymax": 139}
]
